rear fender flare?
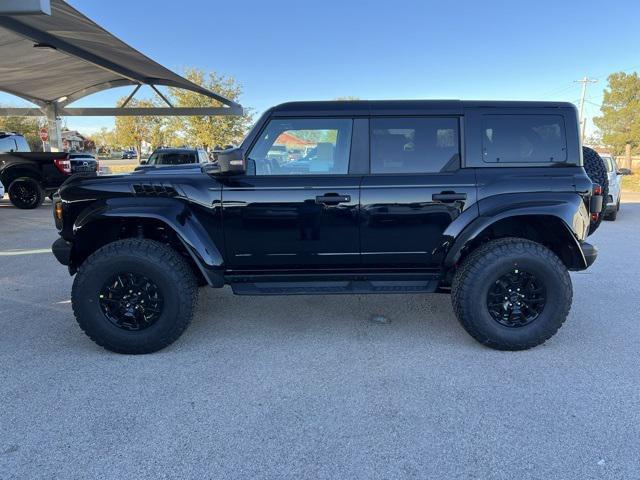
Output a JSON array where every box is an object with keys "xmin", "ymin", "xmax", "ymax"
[
  {"xmin": 0, "ymin": 164, "xmax": 42, "ymax": 186},
  {"xmin": 443, "ymin": 193, "xmax": 589, "ymax": 270},
  {"xmin": 74, "ymin": 198, "xmax": 224, "ymax": 286}
]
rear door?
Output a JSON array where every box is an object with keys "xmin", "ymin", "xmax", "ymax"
[
  {"xmin": 360, "ymin": 116, "xmax": 477, "ymax": 268},
  {"xmin": 222, "ymin": 117, "xmax": 363, "ymax": 270}
]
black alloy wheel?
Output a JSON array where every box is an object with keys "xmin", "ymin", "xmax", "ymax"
[
  {"xmin": 8, "ymin": 177, "xmax": 44, "ymax": 209},
  {"xmin": 98, "ymin": 272, "xmax": 164, "ymax": 331},
  {"xmin": 486, "ymin": 269, "xmax": 546, "ymax": 327}
]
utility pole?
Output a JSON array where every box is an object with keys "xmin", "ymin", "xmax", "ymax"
[{"xmin": 574, "ymin": 76, "xmax": 598, "ymax": 141}]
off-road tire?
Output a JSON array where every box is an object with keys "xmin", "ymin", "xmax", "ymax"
[
  {"xmin": 71, "ymin": 239, "xmax": 198, "ymax": 354},
  {"xmin": 605, "ymin": 207, "xmax": 618, "ymax": 221},
  {"xmin": 451, "ymin": 238, "xmax": 572, "ymax": 351},
  {"xmin": 8, "ymin": 177, "xmax": 44, "ymax": 209},
  {"xmin": 582, "ymin": 146, "xmax": 608, "ymax": 235}
]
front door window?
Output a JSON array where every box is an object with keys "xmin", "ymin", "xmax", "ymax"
[{"xmin": 248, "ymin": 118, "xmax": 353, "ymax": 175}]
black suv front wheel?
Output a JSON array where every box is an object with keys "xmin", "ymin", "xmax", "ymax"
[
  {"xmin": 451, "ymin": 238, "xmax": 572, "ymax": 350},
  {"xmin": 71, "ymin": 239, "xmax": 198, "ymax": 354}
]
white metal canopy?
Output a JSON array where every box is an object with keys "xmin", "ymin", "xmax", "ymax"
[{"xmin": 0, "ymin": 0, "xmax": 243, "ymax": 149}]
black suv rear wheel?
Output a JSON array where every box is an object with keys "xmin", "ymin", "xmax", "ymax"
[
  {"xmin": 8, "ymin": 177, "xmax": 44, "ymax": 209},
  {"xmin": 71, "ymin": 239, "xmax": 198, "ymax": 354},
  {"xmin": 451, "ymin": 238, "xmax": 572, "ymax": 350}
]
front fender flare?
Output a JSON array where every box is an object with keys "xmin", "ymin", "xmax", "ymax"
[{"xmin": 74, "ymin": 197, "xmax": 225, "ymax": 286}]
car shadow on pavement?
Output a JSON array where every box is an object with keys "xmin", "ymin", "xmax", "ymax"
[{"xmin": 179, "ymin": 287, "xmax": 472, "ymax": 353}]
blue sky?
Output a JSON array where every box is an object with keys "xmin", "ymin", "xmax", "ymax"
[{"xmin": 2, "ymin": 0, "xmax": 638, "ymax": 135}]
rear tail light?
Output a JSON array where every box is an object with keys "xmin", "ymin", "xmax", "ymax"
[
  {"xmin": 54, "ymin": 158, "xmax": 71, "ymax": 175},
  {"xmin": 591, "ymin": 212, "xmax": 599, "ymax": 222},
  {"xmin": 593, "ymin": 184, "xmax": 602, "ymax": 196}
]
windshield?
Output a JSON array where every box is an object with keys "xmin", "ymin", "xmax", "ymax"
[
  {"xmin": 148, "ymin": 151, "xmax": 197, "ymax": 165},
  {"xmin": 601, "ymin": 155, "xmax": 615, "ymax": 172}
]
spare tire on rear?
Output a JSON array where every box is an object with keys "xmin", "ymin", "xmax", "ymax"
[{"xmin": 582, "ymin": 146, "xmax": 609, "ymax": 235}]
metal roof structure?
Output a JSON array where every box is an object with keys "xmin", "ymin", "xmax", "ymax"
[{"xmin": 0, "ymin": 0, "xmax": 243, "ymax": 149}]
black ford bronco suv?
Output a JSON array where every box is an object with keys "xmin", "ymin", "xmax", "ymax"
[{"xmin": 52, "ymin": 101, "xmax": 604, "ymax": 354}]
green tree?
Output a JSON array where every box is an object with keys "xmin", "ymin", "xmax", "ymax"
[
  {"xmin": 0, "ymin": 113, "xmax": 44, "ymax": 151},
  {"xmin": 114, "ymin": 98, "xmax": 164, "ymax": 161},
  {"xmin": 168, "ymin": 68, "xmax": 252, "ymax": 149},
  {"xmin": 594, "ymin": 72, "xmax": 640, "ymax": 167},
  {"xmin": 92, "ymin": 127, "xmax": 116, "ymax": 155}
]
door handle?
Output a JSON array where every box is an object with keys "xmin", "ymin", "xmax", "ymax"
[
  {"xmin": 432, "ymin": 192, "xmax": 467, "ymax": 202},
  {"xmin": 315, "ymin": 193, "xmax": 351, "ymax": 204}
]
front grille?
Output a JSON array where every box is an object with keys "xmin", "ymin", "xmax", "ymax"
[{"xmin": 132, "ymin": 183, "xmax": 179, "ymax": 197}]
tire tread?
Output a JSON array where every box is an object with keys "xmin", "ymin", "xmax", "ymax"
[
  {"xmin": 451, "ymin": 237, "xmax": 572, "ymax": 350},
  {"xmin": 71, "ymin": 238, "xmax": 198, "ymax": 354}
]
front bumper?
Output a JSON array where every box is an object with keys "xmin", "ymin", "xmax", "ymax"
[
  {"xmin": 580, "ymin": 242, "xmax": 598, "ymax": 268},
  {"xmin": 52, "ymin": 237, "xmax": 72, "ymax": 266}
]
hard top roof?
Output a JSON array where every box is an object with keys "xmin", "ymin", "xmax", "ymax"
[{"xmin": 270, "ymin": 100, "xmax": 576, "ymax": 116}]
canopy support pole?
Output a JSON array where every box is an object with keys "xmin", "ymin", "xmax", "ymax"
[{"xmin": 43, "ymin": 103, "xmax": 61, "ymax": 152}]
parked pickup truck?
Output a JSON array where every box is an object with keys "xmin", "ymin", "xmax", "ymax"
[{"xmin": 0, "ymin": 132, "xmax": 98, "ymax": 209}]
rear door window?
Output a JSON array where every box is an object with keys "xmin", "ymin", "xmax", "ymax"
[
  {"xmin": 370, "ymin": 117, "xmax": 460, "ymax": 174},
  {"xmin": 482, "ymin": 115, "xmax": 567, "ymax": 163}
]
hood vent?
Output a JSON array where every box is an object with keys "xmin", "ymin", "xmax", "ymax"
[{"xmin": 132, "ymin": 183, "xmax": 179, "ymax": 197}]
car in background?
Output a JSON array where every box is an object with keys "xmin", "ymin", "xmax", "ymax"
[
  {"xmin": 137, "ymin": 147, "xmax": 209, "ymax": 169},
  {"xmin": 0, "ymin": 132, "xmax": 98, "ymax": 208},
  {"xmin": 121, "ymin": 149, "xmax": 137, "ymax": 159},
  {"xmin": 600, "ymin": 153, "xmax": 622, "ymax": 220}
]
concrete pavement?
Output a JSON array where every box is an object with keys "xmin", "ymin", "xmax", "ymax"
[{"xmin": 1, "ymin": 196, "xmax": 639, "ymax": 479}]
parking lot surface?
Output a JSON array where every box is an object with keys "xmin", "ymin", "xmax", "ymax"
[{"xmin": 1, "ymin": 196, "xmax": 639, "ymax": 479}]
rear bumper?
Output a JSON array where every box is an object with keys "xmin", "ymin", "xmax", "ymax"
[
  {"xmin": 52, "ymin": 237, "xmax": 72, "ymax": 266},
  {"xmin": 580, "ymin": 241, "xmax": 598, "ymax": 268}
]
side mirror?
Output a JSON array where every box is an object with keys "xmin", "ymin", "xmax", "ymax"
[
  {"xmin": 139, "ymin": 159, "xmax": 148, "ymax": 165},
  {"xmin": 215, "ymin": 148, "xmax": 246, "ymax": 175},
  {"xmin": 618, "ymin": 168, "xmax": 632, "ymax": 175},
  {"xmin": 202, "ymin": 162, "xmax": 221, "ymax": 175}
]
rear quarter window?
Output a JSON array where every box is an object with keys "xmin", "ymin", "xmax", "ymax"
[{"xmin": 482, "ymin": 115, "xmax": 567, "ymax": 164}]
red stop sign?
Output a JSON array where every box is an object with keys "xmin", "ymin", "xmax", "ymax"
[{"xmin": 39, "ymin": 127, "xmax": 48, "ymax": 142}]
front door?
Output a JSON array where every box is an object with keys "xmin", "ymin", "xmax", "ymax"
[
  {"xmin": 360, "ymin": 116, "xmax": 477, "ymax": 268},
  {"xmin": 222, "ymin": 117, "xmax": 361, "ymax": 270}
]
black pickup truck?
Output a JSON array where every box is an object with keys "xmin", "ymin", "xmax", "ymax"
[
  {"xmin": 0, "ymin": 132, "xmax": 98, "ymax": 208},
  {"xmin": 52, "ymin": 100, "xmax": 605, "ymax": 354}
]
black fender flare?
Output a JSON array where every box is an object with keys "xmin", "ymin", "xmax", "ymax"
[
  {"xmin": 0, "ymin": 163, "xmax": 42, "ymax": 186},
  {"xmin": 74, "ymin": 197, "xmax": 225, "ymax": 286},
  {"xmin": 442, "ymin": 193, "xmax": 590, "ymax": 271}
]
